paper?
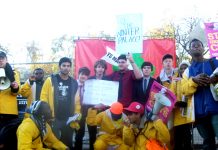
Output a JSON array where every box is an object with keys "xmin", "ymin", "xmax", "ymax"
[
  {"xmin": 83, "ymin": 79, "xmax": 119, "ymax": 105},
  {"xmin": 116, "ymin": 14, "xmax": 143, "ymax": 54}
]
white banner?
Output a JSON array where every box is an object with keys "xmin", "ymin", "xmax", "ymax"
[
  {"xmin": 116, "ymin": 14, "xmax": 143, "ymax": 54},
  {"xmin": 83, "ymin": 79, "xmax": 119, "ymax": 106}
]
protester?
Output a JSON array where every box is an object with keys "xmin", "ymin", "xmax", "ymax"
[
  {"xmin": 74, "ymin": 67, "xmax": 91, "ymax": 150},
  {"xmin": 17, "ymin": 101, "xmax": 68, "ymax": 150},
  {"xmin": 157, "ymin": 54, "xmax": 177, "ymax": 88},
  {"xmin": 86, "ymin": 59, "xmax": 108, "ymax": 150},
  {"xmin": 182, "ymin": 38, "xmax": 218, "ymax": 150},
  {"xmin": 20, "ymin": 68, "xmax": 45, "ymax": 117},
  {"xmin": 170, "ymin": 61, "xmax": 193, "ymax": 150},
  {"xmin": 0, "ymin": 50, "xmax": 20, "ymax": 149},
  {"xmin": 133, "ymin": 61, "xmax": 158, "ymax": 105},
  {"xmin": 108, "ymin": 53, "xmax": 142, "ymax": 107},
  {"xmin": 123, "ymin": 102, "xmax": 170, "ymax": 150},
  {"xmin": 94, "ymin": 102, "xmax": 129, "ymax": 150},
  {"xmin": 40, "ymin": 57, "xmax": 79, "ymax": 149}
]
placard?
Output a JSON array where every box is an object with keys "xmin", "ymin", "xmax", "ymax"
[{"xmin": 83, "ymin": 79, "xmax": 119, "ymax": 105}]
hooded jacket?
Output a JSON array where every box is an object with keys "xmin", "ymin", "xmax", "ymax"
[{"xmin": 17, "ymin": 118, "xmax": 67, "ymax": 150}]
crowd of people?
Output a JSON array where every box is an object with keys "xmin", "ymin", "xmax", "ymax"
[{"xmin": 0, "ymin": 38, "xmax": 218, "ymax": 150}]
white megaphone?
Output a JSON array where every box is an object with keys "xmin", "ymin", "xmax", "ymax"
[
  {"xmin": 149, "ymin": 92, "xmax": 171, "ymax": 121},
  {"xmin": 0, "ymin": 68, "xmax": 11, "ymax": 90}
]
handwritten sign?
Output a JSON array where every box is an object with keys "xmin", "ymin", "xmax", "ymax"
[
  {"xmin": 83, "ymin": 79, "xmax": 119, "ymax": 105},
  {"xmin": 145, "ymin": 81, "xmax": 176, "ymax": 123},
  {"xmin": 116, "ymin": 14, "xmax": 143, "ymax": 54},
  {"xmin": 205, "ymin": 22, "xmax": 218, "ymax": 57},
  {"xmin": 101, "ymin": 46, "xmax": 133, "ymax": 70}
]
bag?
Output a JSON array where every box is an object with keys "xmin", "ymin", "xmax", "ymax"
[{"xmin": 145, "ymin": 139, "xmax": 168, "ymax": 150}]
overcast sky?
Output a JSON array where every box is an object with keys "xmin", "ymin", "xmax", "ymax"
[{"xmin": 0, "ymin": 0, "xmax": 217, "ymax": 62}]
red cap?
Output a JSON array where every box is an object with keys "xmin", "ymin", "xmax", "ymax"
[
  {"xmin": 124, "ymin": 102, "xmax": 144, "ymax": 114},
  {"xmin": 110, "ymin": 102, "xmax": 123, "ymax": 115}
]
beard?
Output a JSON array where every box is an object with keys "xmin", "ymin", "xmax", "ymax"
[{"xmin": 192, "ymin": 52, "xmax": 202, "ymax": 57}]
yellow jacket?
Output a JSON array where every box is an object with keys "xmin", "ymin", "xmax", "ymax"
[
  {"xmin": 123, "ymin": 119, "xmax": 170, "ymax": 150},
  {"xmin": 40, "ymin": 76, "xmax": 80, "ymax": 118},
  {"xmin": 17, "ymin": 118, "xmax": 67, "ymax": 150},
  {"xmin": 0, "ymin": 70, "xmax": 20, "ymax": 115},
  {"xmin": 170, "ymin": 77, "xmax": 195, "ymax": 126},
  {"xmin": 95, "ymin": 110, "xmax": 128, "ymax": 145},
  {"xmin": 20, "ymin": 80, "xmax": 36, "ymax": 108}
]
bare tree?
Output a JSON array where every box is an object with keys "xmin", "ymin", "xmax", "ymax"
[{"xmin": 26, "ymin": 41, "xmax": 42, "ymax": 63}]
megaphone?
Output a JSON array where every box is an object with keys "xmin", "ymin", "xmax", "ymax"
[
  {"xmin": 149, "ymin": 92, "xmax": 171, "ymax": 121},
  {"xmin": 0, "ymin": 68, "xmax": 11, "ymax": 90}
]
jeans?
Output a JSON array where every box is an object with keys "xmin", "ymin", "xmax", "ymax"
[
  {"xmin": 195, "ymin": 114, "xmax": 218, "ymax": 150},
  {"xmin": 51, "ymin": 119, "xmax": 74, "ymax": 149}
]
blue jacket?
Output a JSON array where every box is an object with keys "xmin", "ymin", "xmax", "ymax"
[{"xmin": 182, "ymin": 58, "xmax": 218, "ymax": 118}]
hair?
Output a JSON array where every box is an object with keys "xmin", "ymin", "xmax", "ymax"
[
  {"xmin": 162, "ymin": 54, "xmax": 173, "ymax": 62},
  {"xmin": 94, "ymin": 59, "xmax": 107, "ymax": 73},
  {"xmin": 141, "ymin": 61, "xmax": 153, "ymax": 71},
  {"xmin": 34, "ymin": 68, "xmax": 44, "ymax": 73},
  {"xmin": 118, "ymin": 54, "xmax": 127, "ymax": 61},
  {"xmin": 78, "ymin": 67, "xmax": 91, "ymax": 76},
  {"xmin": 189, "ymin": 38, "xmax": 204, "ymax": 49},
  {"xmin": 59, "ymin": 57, "xmax": 72, "ymax": 67}
]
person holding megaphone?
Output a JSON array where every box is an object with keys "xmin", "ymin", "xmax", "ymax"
[
  {"xmin": 123, "ymin": 102, "xmax": 170, "ymax": 150},
  {"xmin": 0, "ymin": 50, "xmax": 21, "ymax": 149}
]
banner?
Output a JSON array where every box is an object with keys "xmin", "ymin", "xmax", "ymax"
[
  {"xmin": 116, "ymin": 14, "xmax": 143, "ymax": 54},
  {"xmin": 205, "ymin": 22, "xmax": 218, "ymax": 57},
  {"xmin": 75, "ymin": 39, "xmax": 176, "ymax": 78},
  {"xmin": 83, "ymin": 79, "xmax": 119, "ymax": 105},
  {"xmin": 145, "ymin": 81, "xmax": 176, "ymax": 123}
]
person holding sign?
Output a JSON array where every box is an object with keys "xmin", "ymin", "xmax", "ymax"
[
  {"xmin": 123, "ymin": 102, "xmax": 170, "ymax": 150},
  {"xmin": 182, "ymin": 39, "xmax": 218, "ymax": 150},
  {"xmin": 86, "ymin": 59, "xmax": 108, "ymax": 150},
  {"xmin": 94, "ymin": 102, "xmax": 129, "ymax": 150},
  {"xmin": 108, "ymin": 53, "xmax": 142, "ymax": 107}
]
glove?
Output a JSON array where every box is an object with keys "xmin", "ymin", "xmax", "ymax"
[
  {"xmin": 175, "ymin": 101, "xmax": 187, "ymax": 108},
  {"xmin": 4, "ymin": 63, "xmax": 15, "ymax": 82},
  {"xmin": 70, "ymin": 122, "xmax": 80, "ymax": 130}
]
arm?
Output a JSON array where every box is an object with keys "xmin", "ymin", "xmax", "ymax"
[
  {"xmin": 122, "ymin": 125, "xmax": 136, "ymax": 147},
  {"xmin": 20, "ymin": 81, "xmax": 31, "ymax": 97},
  {"xmin": 181, "ymin": 69, "xmax": 198, "ymax": 96},
  {"xmin": 74, "ymin": 91, "xmax": 81, "ymax": 114},
  {"xmin": 95, "ymin": 111, "xmax": 104, "ymax": 126},
  {"xmin": 127, "ymin": 53, "xmax": 143, "ymax": 79},
  {"xmin": 17, "ymin": 123, "xmax": 36, "ymax": 150},
  {"xmin": 44, "ymin": 124, "xmax": 68, "ymax": 150},
  {"xmin": 153, "ymin": 119, "xmax": 170, "ymax": 143}
]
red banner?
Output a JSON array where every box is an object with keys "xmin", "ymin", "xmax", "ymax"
[{"xmin": 75, "ymin": 39, "xmax": 176, "ymax": 78}]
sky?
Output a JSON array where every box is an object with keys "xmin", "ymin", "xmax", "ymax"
[{"xmin": 0, "ymin": 0, "xmax": 218, "ymax": 62}]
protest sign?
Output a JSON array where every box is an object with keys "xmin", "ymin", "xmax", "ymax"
[
  {"xmin": 205, "ymin": 22, "xmax": 218, "ymax": 57},
  {"xmin": 101, "ymin": 46, "xmax": 133, "ymax": 70},
  {"xmin": 116, "ymin": 14, "xmax": 143, "ymax": 54},
  {"xmin": 83, "ymin": 79, "xmax": 119, "ymax": 105},
  {"xmin": 145, "ymin": 81, "xmax": 176, "ymax": 123}
]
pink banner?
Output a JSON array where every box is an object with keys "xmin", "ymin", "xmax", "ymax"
[
  {"xmin": 145, "ymin": 81, "xmax": 176, "ymax": 123},
  {"xmin": 205, "ymin": 22, "xmax": 218, "ymax": 57}
]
